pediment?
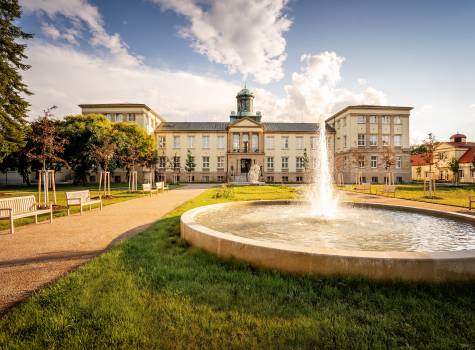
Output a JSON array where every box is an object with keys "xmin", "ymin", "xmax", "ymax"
[{"xmin": 228, "ymin": 117, "xmax": 262, "ymax": 129}]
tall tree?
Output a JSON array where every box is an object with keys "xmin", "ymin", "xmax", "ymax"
[
  {"xmin": 184, "ymin": 149, "xmax": 195, "ymax": 182},
  {"xmin": 448, "ymin": 157, "xmax": 460, "ymax": 185},
  {"xmin": 0, "ymin": 0, "xmax": 33, "ymax": 163}
]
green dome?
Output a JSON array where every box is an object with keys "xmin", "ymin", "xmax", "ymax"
[{"xmin": 237, "ymin": 88, "xmax": 254, "ymax": 97}]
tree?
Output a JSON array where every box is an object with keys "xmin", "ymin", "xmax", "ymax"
[
  {"xmin": 61, "ymin": 114, "xmax": 113, "ymax": 184},
  {"xmin": 0, "ymin": 0, "xmax": 33, "ymax": 163},
  {"xmin": 448, "ymin": 157, "xmax": 460, "ymax": 185},
  {"xmin": 422, "ymin": 133, "xmax": 440, "ymax": 176},
  {"xmin": 411, "ymin": 144, "xmax": 427, "ymax": 155},
  {"xmin": 416, "ymin": 166, "xmax": 422, "ymax": 179},
  {"xmin": 184, "ymin": 149, "xmax": 195, "ymax": 182},
  {"xmin": 27, "ymin": 107, "xmax": 67, "ymax": 172},
  {"xmin": 381, "ymin": 146, "xmax": 396, "ymax": 171},
  {"xmin": 302, "ymin": 148, "xmax": 310, "ymax": 171}
]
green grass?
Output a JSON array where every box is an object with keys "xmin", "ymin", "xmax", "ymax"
[
  {"xmin": 0, "ymin": 185, "xmax": 474, "ymax": 349},
  {"xmin": 342, "ymin": 183, "xmax": 475, "ymax": 208},
  {"xmin": 0, "ymin": 183, "xmax": 179, "ymax": 231}
]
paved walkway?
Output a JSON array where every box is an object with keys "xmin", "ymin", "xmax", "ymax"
[{"xmin": 0, "ymin": 184, "xmax": 211, "ymax": 313}]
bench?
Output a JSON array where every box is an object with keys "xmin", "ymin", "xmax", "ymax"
[
  {"xmin": 353, "ymin": 183, "xmax": 371, "ymax": 194},
  {"xmin": 142, "ymin": 183, "xmax": 158, "ymax": 196},
  {"xmin": 376, "ymin": 185, "xmax": 397, "ymax": 197},
  {"xmin": 470, "ymin": 196, "xmax": 475, "ymax": 210},
  {"xmin": 155, "ymin": 181, "xmax": 169, "ymax": 192},
  {"xmin": 0, "ymin": 195, "xmax": 53, "ymax": 234},
  {"xmin": 65, "ymin": 190, "xmax": 102, "ymax": 216}
]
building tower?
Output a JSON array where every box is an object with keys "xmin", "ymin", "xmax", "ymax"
[{"xmin": 230, "ymin": 87, "xmax": 262, "ymax": 122}]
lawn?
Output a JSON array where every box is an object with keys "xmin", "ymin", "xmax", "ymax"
[
  {"xmin": 342, "ymin": 183, "xmax": 475, "ymax": 208},
  {"xmin": 0, "ymin": 185, "xmax": 474, "ymax": 349},
  {"xmin": 0, "ymin": 183, "xmax": 177, "ymax": 231}
]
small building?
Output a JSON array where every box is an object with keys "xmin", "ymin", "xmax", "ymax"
[{"xmin": 411, "ymin": 133, "xmax": 475, "ymax": 183}]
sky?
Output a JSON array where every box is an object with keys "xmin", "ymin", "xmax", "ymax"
[{"xmin": 17, "ymin": 0, "xmax": 475, "ymax": 143}]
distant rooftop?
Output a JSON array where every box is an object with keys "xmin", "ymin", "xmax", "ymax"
[
  {"xmin": 327, "ymin": 105, "xmax": 413, "ymax": 121},
  {"xmin": 78, "ymin": 103, "xmax": 164, "ymax": 121}
]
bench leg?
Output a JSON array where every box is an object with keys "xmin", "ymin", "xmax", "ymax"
[
  {"xmin": 10, "ymin": 215, "xmax": 14, "ymax": 234},
  {"xmin": 50, "ymin": 209, "xmax": 53, "ymax": 223},
  {"xmin": 100, "ymin": 201, "xmax": 103, "ymax": 211},
  {"xmin": 67, "ymin": 207, "xmax": 70, "ymax": 216},
  {"xmin": 35, "ymin": 214, "xmax": 38, "ymax": 224},
  {"xmin": 80, "ymin": 205, "xmax": 83, "ymax": 216}
]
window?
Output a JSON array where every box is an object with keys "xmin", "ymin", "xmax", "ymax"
[
  {"xmin": 202, "ymin": 175, "xmax": 209, "ymax": 182},
  {"xmin": 128, "ymin": 113, "xmax": 136, "ymax": 122},
  {"xmin": 266, "ymin": 176, "xmax": 275, "ymax": 183},
  {"xmin": 382, "ymin": 116, "xmax": 390, "ymax": 124},
  {"xmin": 116, "ymin": 114, "xmax": 123, "ymax": 122},
  {"xmin": 382, "ymin": 135, "xmax": 390, "ymax": 146},
  {"xmin": 343, "ymin": 117, "xmax": 347, "ymax": 127},
  {"xmin": 217, "ymin": 135, "xmax": 225, "ymax": 149},
  {"xmin": 343, "ymin": 135, "xmax": 347, "ymax": 148},
  {"xmin": 311, "ymin": 137, "xmax": 318, "ymax": 150},
  {"xmin": 336, "ymin": 120, "xmax": 340, "ymax": 129},
  {"xmin": 369, "ymin": 116, "xmax": 377, "ymax": 124},
  {"xmin": 158, "ymin": 136, "xmax": 166, "ymax": 148},
  {"xmin": 202, "ymin": 135, "xmax": 209, "ymax": 149},
  {"xmin": 282, "ymin": 157, "xmax": 288, "ymax": 169},
  {"xmin": 296, "ymin": 176, "xmax": 304, "ymax": 182},
  {"xmin": 114, "ymin": 175, "xmax": 121, "ymax": 183},
  {"xmin": 296, "ymin": 157, "xmax": 305, "ymax": 169},
  {"xmin": 202, "ymin": 156, "xmax": 210, "ymax": 169},
  {"xmin": 394, "ymin": 135, "xmax": 402, "ymax": 147},
  {"xmin": 159, "ymin": 156, "xmax": 166, "ymax": 168},
  {"xmin": 217, "ymin": 156, "xmax": 224, "ymax": 169},
  {"xmin": 396, "ymin": 176, "xmax": 403, "ymax": 184},
  {"xmin": 267, "ymin": 157, "xmax": 274, "ymax": 169},
  {"xmin": 173, "ymin": 136, "xmax": 180, "ymax": 149},
  {"xmin": 369, "ymin": 134, "xmax": 377, "ymax": 146},
  {"xmin": 396, "ymin": 156, "xmax": 402, "ymax": 169},
  {"xmin": 282, "ymin": 176, "xmax": 289, "ymax": 183},
  {"xmin": 472, "ymin": 168, "xmax": 475, "ymax": 178},
  {"xmin": 173, "ymin": 156, "xmax": 180, "ymax": 169},
  {"xmin": 358, "ymin": 134, "xmax": 365, "ymax": 146},
  {"xmin": 105, "ymin": 113, "xmax": 112, "ymax": 120},
  {"xmin": 459, "ymin": 169, "xmax": 464, "ymax": 178},
  {"xmin": 371, "ymin": 176, "xmax": 379, "ymax": 183},
  {"xmin": 371, "ymin": 155, "xmax": 378, "ymax": 168},
  {"xmin": 296, "ymin": 137, "xmax": 304, "ymax": 150},
  {"xmin": 266, "ymin": 136, "xmax": 274, "ymax": 149},
  {"xmin": 217, "ymin": 175, "xmax": 225, "ymax": 182},
  {"xmin": 233, "ymin": 133, "xmax": 240, "ymax": 152},
  {"xmin": 252, "ymin": 133, "xmax": 259, "ymax": 152},
  {"xmin": 357, "ymin": 116, "xmax": 365, "ymax": 124},
  {"xmin": 187, "ymin": 135, "xmax": 195, "ymax": 148},
  {"xmin": 394, "ymin": 116, "xmax": 401, "ymax": 124},
  {"xmin": 358, "ymin": 157, "xmax": 365, "ymax": 168},
  {"xmin": 281, "ymin": 136, "xmax": 289, "ymax": 149}
]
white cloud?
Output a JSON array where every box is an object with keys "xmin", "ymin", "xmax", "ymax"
[
  {"xmin": 252, "ymin": 52, "xmax": 387, "ymax": 122},
  {"xmin": 357, "ymin": 78, "xmax": 367, "ymax": 86},
  {"xmin": 24, "ymin": 41, "xmax": 240, "ymax": 121},
  {"xmin": 21, "ymin": 0, "xmax": 139, "ymax": 66},
  {"xmin": 151, "ymin": 0, "xmax": 291, "ymax": 84},
  {"xmin": 469, "ymin": 104, "xmax": 475, "ymax": 109}
]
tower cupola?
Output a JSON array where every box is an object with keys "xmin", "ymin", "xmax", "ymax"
[{"xmin": 230, "ymin": 86, "xmax": 262, "ymax": 122}]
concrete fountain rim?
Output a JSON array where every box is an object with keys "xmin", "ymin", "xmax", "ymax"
[{"xmin": 180, "ymin": 200, "xmax": 475, "ymax": 276}]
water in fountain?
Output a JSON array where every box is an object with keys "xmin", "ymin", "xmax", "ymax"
[{"xmin": 306, "ymin": 115, "xmax": 339, "ymax": 218}]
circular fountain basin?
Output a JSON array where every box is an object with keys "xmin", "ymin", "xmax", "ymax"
[{"xmin": 180, "ymin": 201, "xmax": 475, "ymax": 282}]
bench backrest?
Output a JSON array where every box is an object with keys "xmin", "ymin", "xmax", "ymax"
[
  {"xmin": 156, "ymin": 181, "xmax": 164, "ymax": 189},
  {"xmin": 0, "ymin": 195, "xmax": 36, "ymax": 217},
  {"xmin": 66, "ymin": 190, "xmax": 91, "ymax": 205},
  {"xmin": 142, "ymin": 183, "xmax": 152, "ymax": 191}
]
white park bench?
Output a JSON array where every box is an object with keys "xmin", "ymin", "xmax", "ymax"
[
  {"xmin": 155, "ymin": 181, "xmax": 169, "ymax": 192},
  {"xmin": 353, "ymin": 183, "xmax": 371, "ymax": 194},
  {"xmin": 65, "ymin": 190, "xmax": 102, "ymax": 216},
  {"xmin": 0, "ymin": 195, "xmax": 53, "ymax": 234},
  {"xmin": 376, "ymin": 185, "xmax": 397, "ymax": 197},
  {"xmin": 142, "ymin": 183, "xmax": 158, "ymax": 196}
]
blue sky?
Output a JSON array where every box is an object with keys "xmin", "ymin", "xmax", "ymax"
[{"xmin": 19, "ymin": 0, "xmax": 475, "ymax": 142}]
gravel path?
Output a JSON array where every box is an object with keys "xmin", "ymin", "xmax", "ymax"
[{"xmin": 0, "ymin": 184, "xmax": 211, "ymax": 313}]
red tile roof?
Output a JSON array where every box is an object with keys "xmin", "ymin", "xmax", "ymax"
[
  {"xmin": 411, "ymin": 154, "xmax": 430, "ymax": 166},
  {"xmin": 459, "ymin": 147, "xmax": 475, "ymax": 164}
]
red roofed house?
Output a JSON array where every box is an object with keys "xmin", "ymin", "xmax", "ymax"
[{"xmin": 411, "ymin": 133, "xmax": 475, "ymax": 183}]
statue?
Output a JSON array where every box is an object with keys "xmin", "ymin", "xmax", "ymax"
[{"xmin": 248, "ymin": 163, "xmax": 261, "ymax": 184}]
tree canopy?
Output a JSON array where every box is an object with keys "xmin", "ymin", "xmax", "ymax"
[{"xmin": 0, "ymin": 0, "xmax": 33, "ymax": 162}]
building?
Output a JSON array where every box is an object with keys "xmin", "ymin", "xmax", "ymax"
[
  {"xmin": 411, "ymin": 133, "xmax": 475, "ymax": 183},
  {"xmin": 155, "ymin": 88, "xmax": 335, "ymax": 183},
  {"xmin": 326, "ymin": 105, "xmax": 412, "ymax": 184},
  {"xmin": 78, "ymin": 103, "xmax": 164, "ymax": 135}
]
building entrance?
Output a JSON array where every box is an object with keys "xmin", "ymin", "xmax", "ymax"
[{"xmin": 240, "ymin": 159, "xmax": 252, "ymax": 174}]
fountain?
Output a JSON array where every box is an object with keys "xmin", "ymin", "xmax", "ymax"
[{"xmin": 180, "ymin": 116, "xmax": 475, "ymax": 282}]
